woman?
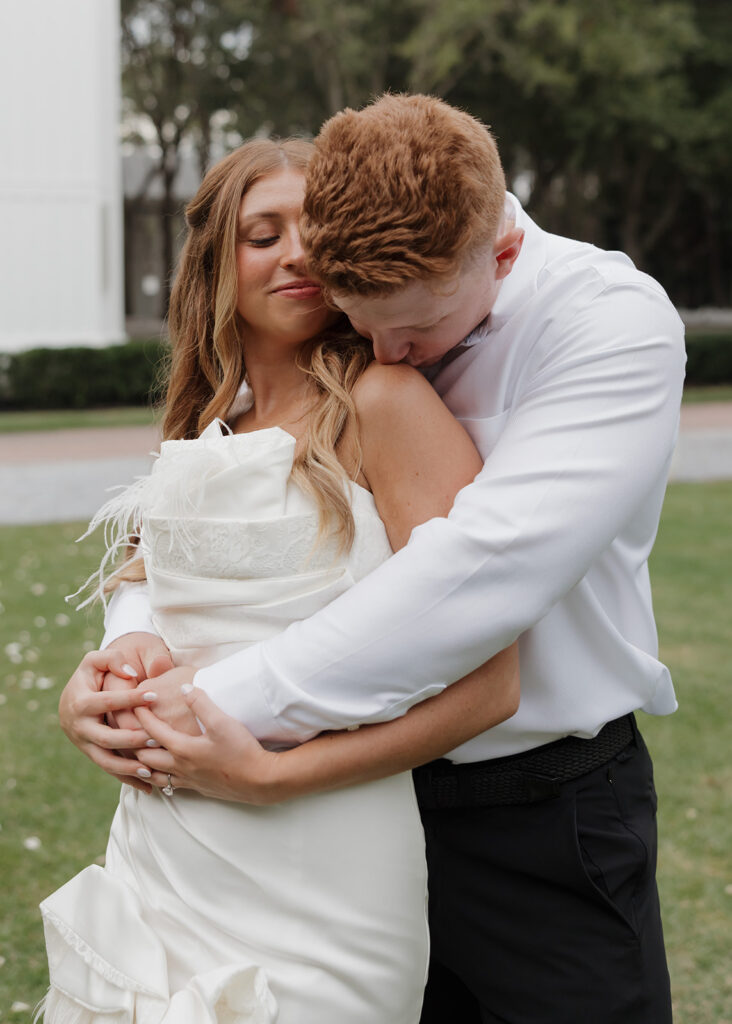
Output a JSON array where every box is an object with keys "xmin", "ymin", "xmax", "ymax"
[{"xmin": 40, "ymin": 139, "xmax": 518, "ymax": 1024}]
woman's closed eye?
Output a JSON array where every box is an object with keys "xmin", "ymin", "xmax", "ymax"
[{"xmin": 246, "ymin": 235, "xmax": 279, "ymax": 247}]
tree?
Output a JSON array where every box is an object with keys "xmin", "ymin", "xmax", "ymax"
[
  {"xmin": 121, "ymin": 0, "xmax": 261, "ymax": 313},
  {"xmin": 404, "ymin": 1, "xmax": 703, "ymax": 267}
]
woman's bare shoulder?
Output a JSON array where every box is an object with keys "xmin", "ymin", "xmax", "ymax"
[
  {"xmin": 352, "ymin": 361, "xmax": 442, "ymax": 423},
  {"xmin": 351, "ymin": 363, "xmax": 482, "ymax": 548}
]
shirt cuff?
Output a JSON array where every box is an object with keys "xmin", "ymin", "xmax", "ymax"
[
  {"xmin": 100, "ymin": 582, "xmax": 158, "ymax": 649},
  {"xmin": 193, "ymin": 648, "xmax": 296, "ymax": 746}
]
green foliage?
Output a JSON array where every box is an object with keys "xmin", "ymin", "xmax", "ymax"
[
  {"xmin": 0, "ymin": 340, "xmax": 169, "ymax": 412},
  {"xmin": 1, "ymin": 331, "xmax": 730, "ymax": 414},
  {"xmin": 684, "ymin": 332, "xmax": 732, "ymax": 385}
]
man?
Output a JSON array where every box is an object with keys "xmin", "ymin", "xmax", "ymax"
[{"xmin": 63, "ymin": 94, "xmax": 683, "ymax": 1022}]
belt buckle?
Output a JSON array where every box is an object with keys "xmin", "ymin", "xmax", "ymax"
[{"xmin": 517, "ymin": 770, "xmax": 562, "ymax": 803}]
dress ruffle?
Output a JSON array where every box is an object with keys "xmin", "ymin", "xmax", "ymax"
[{"xmin": 39, "ymin": 866, "xmax": 278, "ymax": 1024}]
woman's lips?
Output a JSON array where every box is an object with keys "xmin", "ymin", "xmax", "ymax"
[{"xmin": 273, "ymin": 281, "xmax": 321, "ymax": 299}]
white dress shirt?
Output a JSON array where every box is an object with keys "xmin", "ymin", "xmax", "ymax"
[{"xmin": 103, "ymin": 195, "xmax": 686, "ymax": 761}]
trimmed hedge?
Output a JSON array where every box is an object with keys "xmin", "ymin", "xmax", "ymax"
[
  {"xmin": 0, "ymin": 339, "xmax": 169, "ymax": 411},
  {"xmin": 0, "ymin": 331, "xmax": 730, "ymax": 411},
  {"xmin": 684, "ymin": 332, "xmax": 732, "ymax": 386}
]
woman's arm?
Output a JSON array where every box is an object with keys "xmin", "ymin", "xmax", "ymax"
[
  {"xmin": 347, "ymin": 361, "xmax": 485, "ymax": 551},
  {"xmin": 267, "ymin": 645, "xmax": 518, "ymax": 799},
  {"xmin": 136, "ymin": 644, "xmax": 517, "ymax": 803},
  {"xmin": 135, "ymin": 363, "xmax": 519, "ymax": 801}
]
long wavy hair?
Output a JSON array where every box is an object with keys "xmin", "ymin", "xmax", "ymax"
[{"xmin": 115, "ymin": 140, "xmax": 373, "ymax": 588}]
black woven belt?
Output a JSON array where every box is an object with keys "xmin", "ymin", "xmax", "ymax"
[{"xmin": 413, "ymin": 713, "xmax": 636, "ymax": 809}]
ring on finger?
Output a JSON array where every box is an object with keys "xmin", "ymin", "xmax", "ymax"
[{"xmin": 161, "ymin": 773, "xmax": 175, "ymax": 797}]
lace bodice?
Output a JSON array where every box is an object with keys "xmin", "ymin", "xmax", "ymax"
[{"xmin": 136, "ymin": 422, "xmax": 393, "ymax": 668}]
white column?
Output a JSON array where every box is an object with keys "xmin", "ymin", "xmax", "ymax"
[{"xmin": 0, "ymin": 0, "xmax": 125, "ymax": 352}]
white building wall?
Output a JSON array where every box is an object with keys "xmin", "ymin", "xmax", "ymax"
[{"xmin": 0, "ymin": 0, "xmax": 124, "ymax": 352}]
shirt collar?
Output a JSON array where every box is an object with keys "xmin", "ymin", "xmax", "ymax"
[
  {"xmin": 422, "ymin": 194, "xmax": 546, "ymax": 380},
  {"xmin": 488, "ymin": 193, "xmax": 546, "ymax": 330}
]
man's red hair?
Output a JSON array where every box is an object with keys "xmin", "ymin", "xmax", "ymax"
[{"xmin": 302, "ymin": 93, "xmax": 506, "ymax": 296}]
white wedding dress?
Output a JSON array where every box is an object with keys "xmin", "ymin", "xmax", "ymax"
[{"xmin": 39, "ymin": 422, "xmax": 429, "ymax": 1024}]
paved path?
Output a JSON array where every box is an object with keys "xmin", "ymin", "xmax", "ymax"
[
  {"xmin": 0, "ymin": 408, "xmax": 730, "ymax": 525},
  {"xmin": 670, "ymin": 402, "xmax": 732, "ymax": 483},
  {"xmin": 0, "ymin": 426, "xmax": 160, "ymax": 526}
]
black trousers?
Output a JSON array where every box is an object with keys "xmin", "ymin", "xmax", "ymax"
[{"xmin": 415, "ymin": 727, "xmax": 672, "ymax": 1024}]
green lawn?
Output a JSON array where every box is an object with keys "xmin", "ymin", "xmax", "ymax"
[
  {"xmin": 0, "ymin": 384, "xmax": 729, "ymax": 437},
  {"xmin": 0, "ymin": 485, "xmax": 731, "ymax": 1020},
  {"xmin": 0, "ymin": 407, "xmax": 159, "ymax": 434},
  {"xmin": 681, "ymin": 384, "xmax": 732, "ymax": 404}
]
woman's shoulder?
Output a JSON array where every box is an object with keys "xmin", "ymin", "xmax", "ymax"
[{"xmin": 351, "ymin": 361, "xmax": 437, "ymax": 422}]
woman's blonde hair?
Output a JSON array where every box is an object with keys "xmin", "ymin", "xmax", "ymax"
[{"xmin": 116, "ymin": 139, "xmax": 373, "ymax": 588}]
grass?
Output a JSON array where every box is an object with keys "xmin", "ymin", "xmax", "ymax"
[
  {"xmin": 643, "ymin": 482, "xmax": 732, "ymax": 1023},
  {"xmin": 0, "ymin": 407, "xmax": 158, "ymax": 434},
  {"xmin": 0, "ymin": 384, "xmax": 729, "ymax": 437},
  {"xmin": 0, "ymin": 485, "xmax": 731, "ymax": 1021},
  {"xmin": 682, "ymin": 385, "xmax": 732, "ymax": 404}
]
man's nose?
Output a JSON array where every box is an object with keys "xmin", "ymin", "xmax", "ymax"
[{"xmin": 372, "ymin": 334, "xmax": 409, "ymax": 365}]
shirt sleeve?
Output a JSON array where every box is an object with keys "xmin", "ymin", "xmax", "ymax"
[
  {"xmin": 192, "ymin": 281, "xmax": 685, "ymax": 746},
  {"xmin": 100, "ymin": 581, "xmax": 159, "ymax": 648}
]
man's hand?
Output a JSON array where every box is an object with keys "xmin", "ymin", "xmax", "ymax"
[
  {"xmin": 103, "ymin": 631, "xmax": 174, "ymax": 732},
  {"xmin": 107, "ymin": 632, "xmax": 174, "ymax": 683},
  {"xmin": 135, "ymin": 686, "xmax": 281, "ymax": 804},
  {"xmin": 131, "ymin": 666, "xmax": 202, "ymax": 737},
  {"xmin": 102, "ymin": 668, "xmax": 141, "ymax": 736},
  {"xmin": 58, "ymin": 650, "xmax": 162, "ymax": 792}
]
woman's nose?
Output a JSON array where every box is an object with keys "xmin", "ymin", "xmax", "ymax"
[{"xmin": 280, "ymin": 226, "xmax": 306, "ymax": 268}]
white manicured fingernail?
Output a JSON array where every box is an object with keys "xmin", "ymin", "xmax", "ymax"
[
  {"xmin": 181, "ymin": 683, "xmax": 194, "ymax": 695},
  {"xmin": 145, "ymin": 739, "xmax": 159, "ymax": 748},
  {"xmin": 136, "ymin": 767, "xmax": 152, "ymax": 779},
  {"xmin": 122, "ymin": 664, "xmax": 138, "ymax": 677},
  {"xmin": 142, "ymin": 691, "xmax": 157, "ymax": 701}
]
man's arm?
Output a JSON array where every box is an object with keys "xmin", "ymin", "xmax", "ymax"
[
  {"xmin": 192, "ymin": 283, "xmax": 685, "ymax": 745},
  {"xmin": 136, "ymin": 644, "xmax": 520, "ymax": 802}
]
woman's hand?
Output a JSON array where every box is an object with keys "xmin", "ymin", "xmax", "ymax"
[
  {"xmin": 58, "ymin": 650, "xmax": 161, "ymax": 792},
  {"xmin": 135, "ymin": 687, "xmax": 282, "ymax": 804}
]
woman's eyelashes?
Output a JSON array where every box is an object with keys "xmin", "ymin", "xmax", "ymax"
[{"xmin": 246, "ymin": 235, "xmax": 279, "ymax": 247}]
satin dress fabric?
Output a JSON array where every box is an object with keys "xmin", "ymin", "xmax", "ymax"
[{"xmin": 40, "ymin": 423, "xmax": 429, "ymax": 1024}]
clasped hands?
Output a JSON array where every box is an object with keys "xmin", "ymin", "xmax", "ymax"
[{"xmin": 58, "ymin": 633, "xmax": 280, "ymax": 804}]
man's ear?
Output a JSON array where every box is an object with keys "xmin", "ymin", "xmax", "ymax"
[{"xmin": 494, "ymin": 226, "xmax": 524, "ymax": 280}]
